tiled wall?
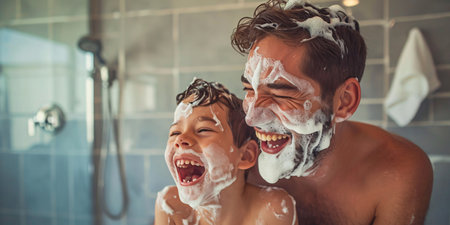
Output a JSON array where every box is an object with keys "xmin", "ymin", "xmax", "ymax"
[{"xmin": 1, "ymin": 0, "xmax": 449, "ymax": 225}]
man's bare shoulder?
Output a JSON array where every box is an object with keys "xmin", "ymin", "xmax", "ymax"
[{"xmin": 346, "ymin": 121, "xmax": 433, "ymax": 196}]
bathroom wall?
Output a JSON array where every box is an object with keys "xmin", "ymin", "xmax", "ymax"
[{"xmin": 1, "ymin": 0, "xmax": 449, "ymax": 225}]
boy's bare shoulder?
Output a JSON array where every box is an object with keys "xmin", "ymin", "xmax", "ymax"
[
  {"xmin": 248, "ymin": 184, "xmax": 298, "ymax": 225},
  {"xmin": 155, "ymin": 186, "xmax": 193, "ymax": 220}
]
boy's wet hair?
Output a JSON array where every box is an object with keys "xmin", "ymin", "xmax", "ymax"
[
  {"xmin": 176, "ymin": 78, "xmax": 257, "ymax": 148},
  {"xmin": 231, "ymin": 0, "xmax": 367, "ymax": 103}
]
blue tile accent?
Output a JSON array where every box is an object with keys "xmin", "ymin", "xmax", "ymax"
[
  {"xmin": 52, "ymin": 119, "xmax": 89, "ymax": 153},
  {"xmin": 0, "ymin": 212, "xmax": 21, "ymax": 225},
  {"xmin": 23, "ymin": 154, "xmax": 52, "ymax": 214},
  {"xmin": 425, "ymin": 162, "xmax": 450, "ymax": 225},
  {"xmin": 25, "ymin": 214, "xmax": 52, "ymax": 225},
  {"xmin": 0, "ymin": 153, "xmax": 20, "ymax": 210},
  {"xmin": 54, "ymin": 155, "xmax": 69, "ymax": 214},
  {"xmin": 72, "ymin": 216, "xmax": 93, "ymax": 225},
  {"xmin": 124, "ymin": 156, "xmax": 150, "ymax": 220},
  {"xmin": 148, "ymin": 155, "xmax": 174, "ymax": 193},
  {"xmin": 70, "ymin": 155, "xmax": 93, "ymax": 218}
]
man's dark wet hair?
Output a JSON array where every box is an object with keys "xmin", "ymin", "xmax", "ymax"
[
  {"xmin": 231, "ymin": 0, "xmax": 367, "ymax": 103},
  {"xmin": 176, "ymin": 78, "xmax": 257, "ymax": 148}
]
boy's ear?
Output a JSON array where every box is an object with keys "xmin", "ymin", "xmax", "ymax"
[
  {"xmin": 238, "ymin": 140, "xmax": 259, "ymax": 170},
  {"xmin": 333, "ymin": 77, "xmax": 361, "ymax": 123}
]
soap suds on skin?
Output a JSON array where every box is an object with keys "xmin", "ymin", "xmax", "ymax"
[
  {"xmin": 244, "ymin": 48, "xmax": 334, "ymax": 183},
  {"xmin": 157, "ymin": 186, "xmax": 175, "ymax": 215}
]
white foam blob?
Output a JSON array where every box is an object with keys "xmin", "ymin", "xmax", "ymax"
[
  {"xmin": 174, "ymin": 102, "xmax": 193, "ymax": 123},
  {"xmin": 157, "ymin": 186, "xmax": 175, "ymax": 215}
]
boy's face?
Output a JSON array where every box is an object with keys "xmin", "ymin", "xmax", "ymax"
[
  {"xmin": 165, "ymin": 101, "xmax": 241, "ymax": 208},
  {"xmin": 241, "ymin": 36, "xmax": 334, "ymax": 184}
]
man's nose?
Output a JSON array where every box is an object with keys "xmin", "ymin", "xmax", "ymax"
[{"xmin": 174, "ymin": 134, "xmax": 193, "ymax": 148}]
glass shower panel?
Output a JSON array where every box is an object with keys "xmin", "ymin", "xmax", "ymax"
[{"xmin": 0, "ymin": 0, "xmax": 92, "ymax": 224}]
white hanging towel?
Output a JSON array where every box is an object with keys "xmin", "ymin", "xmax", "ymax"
[{"xmin": 384, "ymin": 27, "xmax": 440, "ymax": 126}]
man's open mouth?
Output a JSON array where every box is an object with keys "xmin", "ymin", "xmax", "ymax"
[
  {"xmin": 255, "ymin": 130, "xmax": 291, "ymax": 154},
  {"xmin": 175, "ymin": 158, "xmax": 206, "ymax": 186}
]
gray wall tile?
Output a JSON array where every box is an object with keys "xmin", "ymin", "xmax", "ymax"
[
  {"xmin": 122, "ymin": 118, "xmax": 172, "ymax": 151},
  {"xmin": 0, "ymin": 153, "xmax": 21, "ymax": 210},
  {"xmin": 351, "ymin": 104, "xmax": 383, "ymax": 121},
  {"xmin": 127, "ymin": 0, "xmax": 238, "ymax": 10},
  {"xmin": 20, "ymin": 0, "xmax": 48, "ymax": 18},
  {"xmin": 124, "ymin": 15, "xmax": 174, "ymax": 71},
  {"xmin": 388, "ymin": 126, "xmax": 450, "ymax": 155},
  {"xmin": 389, "ymin": 17, "xmax": 450, "ymax": 67},
  {"xmin": 436, "ymin": 69, "xmax": 450, "ymax": 93},
  {"xmin": 360, "ymin": 64, "xmax": 384, "ymax": 98},
  {"xmin": 360, "ymin": 25, "xmax": 384, "ymax": 59},
  {"xmin": 51, "ymin": 0, "xmax": 88, "ymax": 17},
  {"xmin": 179, "ymin": 9, "xmax": 251, "ymax": 67},
  {"xmin": 425, "ymin": 161, "xmax": 450, "ymax": 225},
  {"xmin": 389, "ymin": 0, "xmax": 450, "ymax": 18},
  {"xmin": 23, "ymin": 154, "xmax": 52, "ymax": 214},
  {"xmin": 122, "ymin": 74, "xmax": 175, "ymax": 114},
  {"xmin": 433, "ymin": 98, "xmax": 450, "ymax": 121},
  {"xmin": 350, "ymin": 0, "xmax": 384, "ymax": 21},
  {"xmin": 0, "ymin": 1, "xmax": 16, "ymax": 21},
  {"xmin": 387, "ymin": 98, "xmax": 432, "ymax": 125},
  {"xmin": 179, "ymin": 71, "xmax": 246, "ymax": 99},
  {"xmin": 148, "ymin": 155, "xmax": 174, "ymax": 192}
]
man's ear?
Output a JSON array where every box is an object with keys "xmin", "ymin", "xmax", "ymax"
[
  {"xmin": 238, "ymin": 140, "xmax": 259, "ymax": 170},
  {"xmin": 333, "ymin": 77, "xmax": 361, "ymax": 123}
]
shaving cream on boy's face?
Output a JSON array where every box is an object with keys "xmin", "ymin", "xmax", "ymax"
[
  {"xmin": 242, "ymin": 39, "xmax": 334, "ymax": 184},
  {"xmin": 165, "ymin": 103, "xmax": 239, "ymax": 209}
]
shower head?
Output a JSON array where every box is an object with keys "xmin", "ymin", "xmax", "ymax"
[
  {"xmin": 78, "ymin": 36, "xmax": 102, "ymax": 54},
  {"xmin": 78, "ymin": 35, "xmax": 105, "ymax": 65}
]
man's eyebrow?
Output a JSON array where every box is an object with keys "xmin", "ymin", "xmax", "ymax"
[
  {"xmin": 241, "ymin": 74, "xmax": 250, "ymax": 84},
  {"xmin": 267, "ymin": 82, "xmax": 298, "ymax": 90}
]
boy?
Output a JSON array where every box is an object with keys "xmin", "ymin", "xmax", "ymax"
[{"xmin": 154, "ymin": 78, "xmax": 298, "ymax": 225}]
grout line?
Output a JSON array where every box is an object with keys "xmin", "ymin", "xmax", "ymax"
[
  {"xmin": 359, "ymin": 20, "xmax": 385, "ymax": 26},
  {"xmin": 144, "ymin": 155, "xmax": 151, "ymax": 201},
  {"xmin": 391, "ymin": 11, "xmax": 450, "ymax": 24},
  {"xmin": 365, "ymin": 58, "xmax": 385, "ymax": 65},
  {"xmin": 360, "ymin": 98, "xmax": 385, "ymax": 104},
  {"xmin": 381, "ymin": 0, "xmax": 389, "ymax": 129},
  {"xmin": 68, "ymin": 155, "xmax": 73, "ymax": 225},
  {"xmin": 173, "ymin": 12, "xmax": 180, "ymax": 96},
  {"xmin": 16, "ymin": 0, "xmax": 21, "ymax": 19}
]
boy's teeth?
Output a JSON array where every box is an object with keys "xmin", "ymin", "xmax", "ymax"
[{"xmin": 176, "ymin": 159, "xmax": 202, "ymax": 167}]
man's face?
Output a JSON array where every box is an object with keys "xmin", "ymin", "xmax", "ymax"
[
  {"xmin": 241, "ymin": 36, "xmax": 334, "ymax": 184},
  {"xmin": 165, "ymin": 102, "xmax": 240, "ymax": 208}
]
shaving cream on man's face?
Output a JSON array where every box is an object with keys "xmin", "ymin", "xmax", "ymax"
[{"xmin": 242, "ymin": 44, "xmax": 334, "ymax": 183}]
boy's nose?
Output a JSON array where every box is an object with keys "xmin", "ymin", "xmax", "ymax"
[{"xmin": 174, "ymin": 135, "xmax": 193, "ymax": 148}]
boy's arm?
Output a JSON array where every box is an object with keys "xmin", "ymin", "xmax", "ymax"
[
  {"xmin": 259, "ymin": 189, "xmax": 299, "ymax": 225},
  {"xmin": 154, "ymin": 186, "xmax": 177, "ymax": 225}
]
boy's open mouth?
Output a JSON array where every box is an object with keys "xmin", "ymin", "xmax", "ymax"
[
  {"xmin": 175, "ymin": 158, "xmax": 206, "ymax": 186},
  {"xmin": 255, "ymin": 130, "xmax": 291, "ymax": 154}
]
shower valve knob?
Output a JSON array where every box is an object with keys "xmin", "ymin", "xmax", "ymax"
[{"xmin": 28, "ymin": 104, "xmax": 66, "ymax": 136}]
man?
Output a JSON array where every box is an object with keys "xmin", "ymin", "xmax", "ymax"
[{"xmin": 231, "ymin": 0, "xmax": 433, "ymax": 224}]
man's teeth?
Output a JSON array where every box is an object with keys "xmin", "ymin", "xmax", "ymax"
[
  {"xmin": 255, "ymin": 131, "xmax": 288, "ymax": 141},
  {"xmin": 176, "ymin": 159, "xmax": 202, "ymax": 168}
]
